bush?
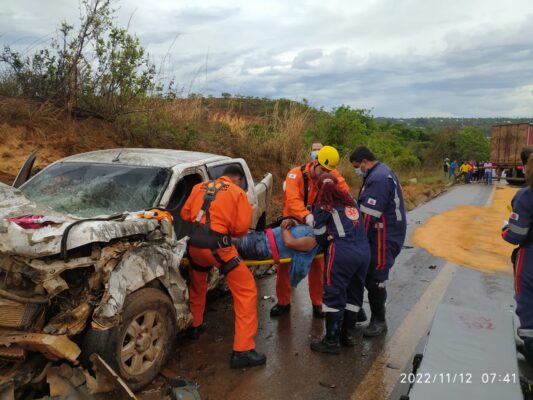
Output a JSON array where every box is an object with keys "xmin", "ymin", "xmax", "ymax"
[{"xmin": 1, "ymin": 0, "xmax": 156, "ymax": 119}]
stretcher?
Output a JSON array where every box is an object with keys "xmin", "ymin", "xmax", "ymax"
[
  {"xmin": 243, "ymin": 253, "xmax": 324, "ymax": 267},
  {"xmin": 181, "ymin": 253, "xmax": 324, "ymax": 268}
]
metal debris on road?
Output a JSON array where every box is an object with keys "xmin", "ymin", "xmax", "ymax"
[{"xmin": 319, "ymin": 381, "xmax": 337, "ymax": 389}]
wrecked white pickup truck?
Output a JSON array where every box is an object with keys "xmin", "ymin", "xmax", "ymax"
[{"xmin": 0, "ymin": 148, "xmax": 272, "ymax": 397}]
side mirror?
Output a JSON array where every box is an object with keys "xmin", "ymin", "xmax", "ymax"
[{"xmin": 13, "ymin": 149, "xmax": 39, "ymax": 188}]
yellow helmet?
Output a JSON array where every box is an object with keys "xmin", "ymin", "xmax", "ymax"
[{"xmin": 316, "ymin": 145, "xmax": 340, "ymax": 170}]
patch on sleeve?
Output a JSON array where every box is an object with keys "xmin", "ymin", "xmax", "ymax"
[
  {"xmin": 367, "ymin": 197, "xmax": 377, "ymax": 206},
  {"xmin": 345, "ymin": 206, "xmax": 359, "ymax": 221},
  {"xmin": 288, "ymin": 173, "xmax": 297, "ymax": 180},
  {"xmin": 510, "ymin": 212, "xmax": 519, "ymax": 221}
]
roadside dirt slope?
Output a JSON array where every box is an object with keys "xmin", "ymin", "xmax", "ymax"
[{"xmin": 0, "ymin": 119, "xmax": 120, "ymax": 184}]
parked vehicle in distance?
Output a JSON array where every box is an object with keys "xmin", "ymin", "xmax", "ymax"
[
  {"xmin": 490, "ymin": 123, "xmax": 533, "ymax": 185},
  {"xmin": 0, "ymin": 148, "xmax": 272, "ymax": 397}
]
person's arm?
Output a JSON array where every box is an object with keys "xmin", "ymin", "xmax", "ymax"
[
  {"xmin": 312, "ymin": 207, "xmax": 331, "ymax": 247},
  {"xmin": 283, "ymin": 169, "xmax": 309, "ymax": 221},
  {"xmin": 180, "ymin": 184, "xmax": 200, "ymax": 222},
  {"xmin": 358, "ymin": 178, "xmax": 388, "ymax": 218},
  {"xmin": 231, "ymin": 188, "xmax": 254, "ymax": 237},
  {"xmin": 502, "ymin": 190, "xmax": 532, "ymax": 246},
  {"xmin": 358, "ymin": 177, "xmax": 391, "ymax": 234},
  {"xmin": 281, "ymin": 227, "xmax": 317, "ymax": 251}
]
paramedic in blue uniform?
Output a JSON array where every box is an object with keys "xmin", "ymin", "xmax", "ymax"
[
  {"xmin": 502, "ymin": 147, "xmax": 533, "ymax": 366},
  {"xmin": 310, "ymin": 173, "xmax": 370, "ymax": 354},
  {"xmin": 350, "ymin": 146, "xmax": 407, "ymax": 337}
]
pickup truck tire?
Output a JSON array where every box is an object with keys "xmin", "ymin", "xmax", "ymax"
[{"xmin": 82, "ymin": 287, "xmax": 177, "ymax": 391}]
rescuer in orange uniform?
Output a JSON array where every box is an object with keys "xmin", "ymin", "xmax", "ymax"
[
  {"xmin": 180, "ymin": 165, "xmax": 266, "ymax": 369},
  {"xmin": 271, "ymin": 145, "xmax": 351, "ymax": 318}
]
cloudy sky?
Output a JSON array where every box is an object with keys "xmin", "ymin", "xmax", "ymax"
[{"xmin": 1, "ymin": 0, "xmax": 533, "ymax": 117}]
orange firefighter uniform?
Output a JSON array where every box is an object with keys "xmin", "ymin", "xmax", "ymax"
[
  {"xmin": 180, "ymin": 176, "xmax": 257, "ymax": 352},
  {"xmin": 278, "ymin": 162, "xmax": 351, "ymax": 306}
]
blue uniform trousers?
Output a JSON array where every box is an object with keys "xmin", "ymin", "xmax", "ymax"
[{"xmin": 323, "ymin": 239, "xmax": 370, "ymax": 312}]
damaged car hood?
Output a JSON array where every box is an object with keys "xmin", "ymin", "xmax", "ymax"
[{"xmin": 0, "ymin": 183, "xmax": 161, "ymax": 258}]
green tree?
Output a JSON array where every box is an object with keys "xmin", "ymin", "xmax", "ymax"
[
  {"xmin": 307, "ymin": 106, "xmax": 375, "ymax": 153},
  {"xmin": 1, "ymin": 0, "xmax": 155, "ymax": 119},
  {"xmin": 454, "ymin": 127, "xmax": 490, "ymax": 161}
]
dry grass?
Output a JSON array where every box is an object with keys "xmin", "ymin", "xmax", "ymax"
[
  {"xmin": 208, "ymin": 112, "xmax": 258, "ymax": 138},
  {"xmin": 164, "ymin": 98, "xmax": 205, "ymax": 124},
  {"xmin": 0, "ymin": 96, "xmax": 448, "ymax": 216}
]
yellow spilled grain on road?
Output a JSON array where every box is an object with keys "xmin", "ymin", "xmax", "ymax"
[{"xmin": 412, "ymin": 186, "xmax": 518, "ymax": 274}]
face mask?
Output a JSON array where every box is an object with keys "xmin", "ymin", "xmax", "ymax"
[
  {"xmin": 355, "ymin": 167, "xmax": 367, "ymax": 178},
  {"xmin": 311, "ymin": 151, "xmax": 318, "ymax": 160}
]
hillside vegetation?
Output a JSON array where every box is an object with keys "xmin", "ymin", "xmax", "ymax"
[{"xmin": 377, "ymin": 117, "xmax": 533, "ymax": 137}]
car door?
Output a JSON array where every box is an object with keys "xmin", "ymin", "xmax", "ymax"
[
  {"xmin": 13, "ymin": 149, "xmax": 39, "ymax": 188},
  {"xmin": 159, "ymin": 167, "xmax": 209, "ymax": 240}
]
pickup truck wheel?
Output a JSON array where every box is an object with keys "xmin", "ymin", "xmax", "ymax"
[{"xmin": 82, "ymin": 287, "xmax": 177, "ymax": 391}]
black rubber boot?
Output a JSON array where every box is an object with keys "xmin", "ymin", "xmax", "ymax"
[
  {"xmin": 186, "ymin": 323, "xmax": 207, "ymax": 340},
  {"xmin": 270, "ymin": 303, "xmax": 290, "ymax": 317},
  {"xmin": 340, "ymin": 309, "xmax": 357, "ymax": 347},
  {"xmin": 230, "ymin": 349, "xmax": 267, "ymax": 368},
  {"xmin": 312, "ymin": 304, "xmax": 325, "ymax": 319},
  {"xmin": 311, "ymin": 311, "xmax": 342, "ymax": 354},
  {"xmin": 363, "ymin": 284, "xmax": 388, "ymax": 338},
  {"xmin": 356, "ymin": 307, "xmax": 368, "ymax": 326}
]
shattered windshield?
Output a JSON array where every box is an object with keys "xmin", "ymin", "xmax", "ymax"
[{"xmin": 20, "ymin": 162, "xmax": 170, "ymax": 218}]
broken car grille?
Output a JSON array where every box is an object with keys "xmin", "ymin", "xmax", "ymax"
[{"xmin": 0, "ymin": 298, "xmax": 41, "ymax": 329}]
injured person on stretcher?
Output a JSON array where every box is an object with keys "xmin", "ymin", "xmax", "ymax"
[{"xmin": 234, "ymin": 219, "xmax": 321, "ymax": 287}]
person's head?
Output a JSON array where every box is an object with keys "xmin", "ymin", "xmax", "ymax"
[
  {"xmin": 521, "ymin": 147, "xmax": 533, "ymax": 166},
  {"xmin": 310, "ymin": 142, "xmax": 323, "ymax": 161},
  {"xmin": 349, "ymin": 146, "xmax": 377, "ymax": 178},
  {"xmin": 222, "ymin": 165, "xmax": 245, "ymax": 186},
  {"xmin": 316, "ymin": 173, "xmax": 355, "ymax": 211},
  {"xmin": 313, "ymin": 145, "xmax": 340, "ymax": 179}
]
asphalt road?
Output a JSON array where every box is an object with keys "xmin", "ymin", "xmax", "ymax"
[{"xmin": 146, "ymin": 183, "xmax": 515, "ymax": 400}]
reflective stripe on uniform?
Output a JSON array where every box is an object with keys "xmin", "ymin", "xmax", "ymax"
[
  {"xmin": 360, "ymin": 204, "xmax": 383, "ymax": 218},
  {"xmin": 380, "ymin": 215, "xmax": 387, "ymax": 270},
  {"xmin": 509, "ymin": 224, "xmax": 530, "ymax": 236},
  {"xmin": 323, "ymin": 304, "xmax": 340, "ymax": 312},
  {"xmin": 389, "ymin": 176, "xmax": 403, "ymax": 222},
  {"xmin": 364, "ymin": 214, "xmax": 371, "ymax": 233},
  {"xmin": 331, "ymin": 209, "xmax": 346, "ymax": 237},
  {"xmin": 195, "ymin": 209, "xmax": 205, "ymax": 223},
  {"xmin": 345, "ymin": 303, "xmax": 361, "ymax": 312},
  {"xmin": 516, "ymin": 248, "xmax": 526, "ymax": 294},
  {"xmin": 314, "ymin": 226, "xmax": 327, "ymax": 235},
  {"xmin": 326, "ymin": 242, "xmax": 336, "ymax": 286},
  {"xmin": 518, "ymin": 329, "xmax": 533, "ymax": 338}
]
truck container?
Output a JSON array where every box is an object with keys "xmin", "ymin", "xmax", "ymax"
[{"xmin": 490, "ymin": 123, "xmax": 533, "ymax": 185}]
